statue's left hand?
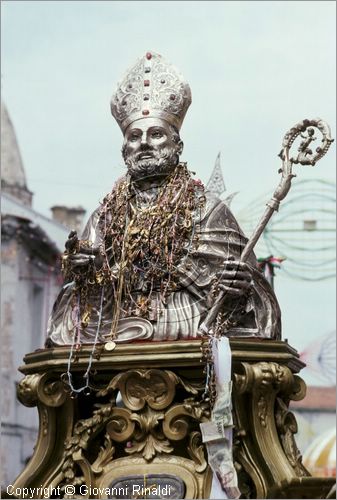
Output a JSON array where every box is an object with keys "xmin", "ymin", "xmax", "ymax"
[{"xmin": 215, "ymin": 259, "xmax": 253, "ymax": 298}]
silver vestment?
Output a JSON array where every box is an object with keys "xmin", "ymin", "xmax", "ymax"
[{"xmin": 47, "ymin": 180, "xmax": 281, "ymax": 345}]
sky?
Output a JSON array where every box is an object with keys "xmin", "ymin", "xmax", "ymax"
[{"xmin": 1, "ymin": 1, "xmax": 336, "ymax": 383}]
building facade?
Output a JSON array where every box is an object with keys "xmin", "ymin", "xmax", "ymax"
[{"xmin": 1, "ymin": 102, "xmax": 70, "ymax": 485}]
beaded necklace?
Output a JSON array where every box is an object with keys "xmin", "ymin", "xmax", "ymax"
[{"xmin": 98, "ymin": 163, "xmax": 205, "ymax": 347}]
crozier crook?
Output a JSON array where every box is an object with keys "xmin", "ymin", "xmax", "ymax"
[{"xmin": 199, "ymin": 118, "xmax": 334, "ymax": 336}]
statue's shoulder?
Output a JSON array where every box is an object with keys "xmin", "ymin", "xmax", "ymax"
[
  {"xmin": 100, "ymin": 175, "xmax": 128, "ymax": 204},
  {"xmin": 81, "ymin": 175, "xmax": 128, "ymax": 240}
]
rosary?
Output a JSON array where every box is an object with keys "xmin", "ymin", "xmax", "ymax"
[{"xmin": 61, "ymin": 163, "xmax": 205, "ymax": 396}]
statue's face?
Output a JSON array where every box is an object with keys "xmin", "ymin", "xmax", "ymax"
[{"xmin": 122, "ymin": 118, "xmax": 183, "ymax": 180}]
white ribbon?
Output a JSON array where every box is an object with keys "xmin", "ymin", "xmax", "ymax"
[{"xmin": 207, "ymin": 337, "xmax": 240, "ymax": 499}]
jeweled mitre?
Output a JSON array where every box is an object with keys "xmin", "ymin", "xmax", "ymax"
[{"xmin": 110, "ymin": 51, "xmax": 192, "ymax": 133}]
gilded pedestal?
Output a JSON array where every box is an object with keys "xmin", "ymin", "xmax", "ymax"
[{"xmin": 11, "ymin": 339, "xmax": 335, "ymax": 499}]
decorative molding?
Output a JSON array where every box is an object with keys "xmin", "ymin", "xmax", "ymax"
[{"xmin": 12, "ymin": 340, "xmax": 335, "ymax": 499}]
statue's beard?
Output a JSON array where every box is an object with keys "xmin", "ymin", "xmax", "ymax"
[{"xmin": 123, "ymin": 145, "xmax": 180, "ymax": 180}]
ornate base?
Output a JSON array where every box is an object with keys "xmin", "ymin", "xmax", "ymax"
[{"xmin": 11, "ymin": 339, "xmax": 335, "ymax": 499}]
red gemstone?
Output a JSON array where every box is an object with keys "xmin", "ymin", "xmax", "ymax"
[
  {"xmin": 146, "ymin": 52, "xmax": 152, "ymax": 60},
  {"xmin": 142, "ymin": 110, "xmax": 150, "ymax": 116},
  {"xmin": 144, "ymin": 80, "xmax": 150, "ymax": 86}
]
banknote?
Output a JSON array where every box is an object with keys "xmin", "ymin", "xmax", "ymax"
[
  {"xmin": 207, "ymin": 340, "xmax": 240, "ymax": 498},
  {"xmin": 200, "ymin": 421, "xmax": 226, "ymax": 442},
  {"xmin": 212, "ymin": 381, "xmax": 232, "ymax": 419},
  {"xmin": 206, "ymin": 435, "xmax": 241, "ymax": 499},
  {"xmin": 200, "ymin": 416, "xmax": 233, "ymax": 443}
]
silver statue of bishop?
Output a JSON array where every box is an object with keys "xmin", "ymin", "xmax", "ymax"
[{"xmin": 47, "ymin": 51, "xmax": 281, "ymax": 347}]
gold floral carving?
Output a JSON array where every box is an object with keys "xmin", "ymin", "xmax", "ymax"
[
  {"xmin": 55, "ymin": 367, "xmax": 208, "ymax": 494},
  {"xmin": 97, "ymin": 368, "xmax": 201, "ymax": 410},
  {"xmin": 257, "ymin": 395, "xmax": 267, "ymax": 428},
  {"xmin": 17, "ymin": 373, "xmax": 67, "ymax": 408},
  {"xmin": 91, "ymin": 434, "xmax": 115, "ymax": 474},
  {"xmin": 106, "ymin": 407, "xmax": 135, "ymax": 442},
  {"xmin": 17, "ymin": 374, "xmax": 41, "ymax": 407},
  {"xmin": 275, "ymin": 397, "xmax": 309, "ymax": 477},
  {"xmin": 163, "ymin": 400, "xmax": 209, "ymax": 441},
  {"xmin": 41, "ymin": 406, "xmax": 49, "ymax": 437},
  {"xmin": 232, "ymin": 360, "xmax": 312, "ymax": 498},
  {"xmin": 37, "ymin": 373, "xmax": 67, "ymax": 407},
  {"xmin": 126, "ymin": 407, "xmax": 173, "ymax": 461},
  {"xmin": 61, "ymin": 403, "xmax": 114, "ymax": 487},
  {"xmin": 235, "ymin": 361, "xmax": 294, "ymax": 428},
  {"xmin": 187, "ymin": 431, "xmax": 207, "ymax": 473},
  {"xmin": 163, "ymin": 405, "xmax": 191, "ymax": 440},
  {"xmin": 14, "ymin": 340, "xmax": 334, "ymax": 499}
]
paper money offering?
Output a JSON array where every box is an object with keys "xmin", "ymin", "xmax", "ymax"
[
  {"xmin": 212, "ymin": 381, "xmax": 232, "ymax": 420},
  {"xmin": 200, "ymin": 421, "xmax": 227, "ymax": 443},
  {"xmin": 207, "ymin": 437, "xmax": 240, "ymax": 499}
]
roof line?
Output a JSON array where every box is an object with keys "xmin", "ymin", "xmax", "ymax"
[{"xmin": 1, "ymin": 192, "xmax": 69, "ymax": 230}]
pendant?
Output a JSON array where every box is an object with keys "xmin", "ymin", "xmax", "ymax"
[{"xmin": 104, "ymin": 341, "xmax": 116, "ymax": 351}]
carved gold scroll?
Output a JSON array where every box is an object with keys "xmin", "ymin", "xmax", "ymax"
[{"xmin": 10, "ymin": 339, "xmax": 335, "ymax": 499}]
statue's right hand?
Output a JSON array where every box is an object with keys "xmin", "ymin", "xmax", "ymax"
[
  {"xmin": 62, "ymin": 231, "xmax": 102, "ymax": 273},
  {"xmin": 65, "ymin": 252, "xmax": 96, "ymax": 270},
  {"xmin": 65, "ymin": 230, "xmax": 79, "ymax": 253},
  {"xmin": 66, "ymin": 246, "xmax": 102, "ymax": 271}
]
